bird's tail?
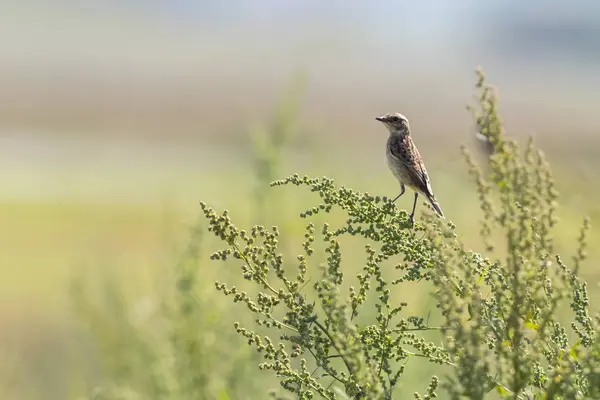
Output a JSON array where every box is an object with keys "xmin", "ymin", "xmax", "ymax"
[{"xmin": 426, "ymin": 195, "xmax": 444, "ymax": 218}]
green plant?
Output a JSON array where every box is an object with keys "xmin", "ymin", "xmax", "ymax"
[
  {"xmin": 201, "ymin": 69, "xmax": 598, "ymax": 399},
  {"xmin": 250, "ymin": 73, "xmax": 307, "ymax": 223},
  {"xmin": 71, "ymin": 216, "xmax": 273, "ymax": 400}
]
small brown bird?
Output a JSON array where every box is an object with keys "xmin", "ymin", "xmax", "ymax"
[{"xmin": 376, "ymin": 112, "xmax": 444, "ymax": 224}]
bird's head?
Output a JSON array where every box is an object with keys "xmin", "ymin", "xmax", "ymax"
[{"xmin": 375, "ymin": 112, "xmax": 410, "ymax": 135}]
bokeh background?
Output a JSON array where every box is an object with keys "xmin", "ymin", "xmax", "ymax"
[{"xmin": 1, "ymin": 1, "xmax": 600, "ymax": 399}]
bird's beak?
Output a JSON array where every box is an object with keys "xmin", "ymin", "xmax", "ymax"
[{"xmin": 375, "ymin": 116, "xmax": 385, "ymax": 122}]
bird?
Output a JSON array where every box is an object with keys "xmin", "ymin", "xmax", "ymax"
[{"xmin": 375, "ymin": 112, "xmax": 444, "ymax": 225}]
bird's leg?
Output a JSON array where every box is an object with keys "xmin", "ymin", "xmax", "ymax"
[
  {"xmin": 384, "ymin": 184, "xmax": 405, "ymax": 224},
  {"xmin": 409, "ymin": 192, "xmax": 419, "ymax": 226},
  {"xmin": 392, "ymin": 183, "xmax": 406, "ymax": 202}
]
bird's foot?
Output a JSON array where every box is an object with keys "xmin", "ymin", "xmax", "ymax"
[{"xmin": 409, "ymin": 213, "xmax": 415, "ymax": 227}]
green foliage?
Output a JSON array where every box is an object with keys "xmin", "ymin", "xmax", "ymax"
[
  {"xmin": 71, "ymin": 217, "xmax": 272, "ymax": 400},
  {"xmin": 201, "ymin": 69, "xmax": 598, "ymax": 399},
  {"xmin": 201, "ymin": 179, "xmax": 451, "ymax": 399}
]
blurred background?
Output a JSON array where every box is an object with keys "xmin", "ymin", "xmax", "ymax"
[{"xmin": 1, "ymin": 1, "xmax": 599, "ymax": 399}]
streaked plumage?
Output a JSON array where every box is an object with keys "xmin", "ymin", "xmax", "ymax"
[{"xmin": 376, "ymin": 112, "xmax": 444, "ymax": 224}]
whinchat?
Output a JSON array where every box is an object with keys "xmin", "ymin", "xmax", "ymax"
[{"xmin": 376, "ymin": 112, "xmax": 444, "ymax": 224}]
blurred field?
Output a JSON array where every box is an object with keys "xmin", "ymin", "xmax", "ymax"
[
  {"xmin": 2, "ymin": 1, "xmax": 600, "ymax": 399},
  {"xmin": 2, "ymin": 138, "xmax": 599, "ymax": 398}
]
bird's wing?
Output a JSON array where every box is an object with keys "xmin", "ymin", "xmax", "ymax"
[
  {"xmin": 416, "ymin": 159, "xmax": 435, "ymax": 198},
  {"xmin": 389, "ymin": 136, "xmax": 435, "ymax": 197}
]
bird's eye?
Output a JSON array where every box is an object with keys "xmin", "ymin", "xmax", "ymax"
[{"xmin": 391, "ymin": 116, "xmax": 400, "ymax": 122}]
